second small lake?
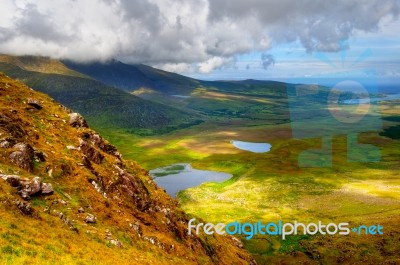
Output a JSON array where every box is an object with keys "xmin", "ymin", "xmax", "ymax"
[
  {"xmin": 149, "ymin": 163, "xmax": 231, "ymax": 198},
  {"xmin": 343, "ymin": 93, "xmax": 400, "ymax": 104},
  {"xmin": 231, "ymin": 140, "xmax": 272, "ymax": 153}
]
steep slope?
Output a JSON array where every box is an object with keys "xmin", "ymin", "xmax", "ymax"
[
  {"xmin": 0, "ymin": 61, "xmax": 202, "ymax": 135},
  {"xmin": 0, "ymin": 73, "xmax": 254, "ymax": 265}
]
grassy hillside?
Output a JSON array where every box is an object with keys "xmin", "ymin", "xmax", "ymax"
[
  {"xmin": 0, "ymin": 61, "xmax": 202, "ymax": 135},
  {"xmin": 0, "ymin": 55, "xmax": 87, "ymax": 78},
  {"xmin": 0, "ymin": 73, "xmax": 254, "ymax": 264},
  {"xmin": 63, "ymin": 60, "xmax": 201, "ymax": 95}
]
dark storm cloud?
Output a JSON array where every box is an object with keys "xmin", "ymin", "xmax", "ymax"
[{"xmin": 0, "ymin": 0, "xmax": 398, "ymax": 72}]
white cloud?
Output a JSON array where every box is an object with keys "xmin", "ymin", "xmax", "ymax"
[{"xmin": 0, "ymin": 0, "xmax": 398, "ymax": 73}]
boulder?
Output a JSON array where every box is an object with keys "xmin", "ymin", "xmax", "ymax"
[
  {"xmin": 84, "ymin": 214, "xmax": 97, "ymax": 224},
  {"xmin": 9, "ymin": 143, "xmax": 34, "ymax": 172},
  {"xmin": 27, "ymin": 99, "xmax": 43, "ymax": 110},
  {"xmin": 69, "ymin": 113, "xmax": 88, "ymax": 128},
  {"xmin": 41, "ymin": 182, "xmax": 54, "ymax": 195},
  {"xmin": 18, "ymin": 176, "xmax": 41, "ymax": 200}
]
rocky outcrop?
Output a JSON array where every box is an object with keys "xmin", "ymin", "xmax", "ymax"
[
  {"xmin": 9, "ymin": 143, "xmax": 34, "ymax": 172},
  {"xmin": 0, "ymin": 174, "xmax": 54, "ymax": 200},
  {"xmin": 79, "ymin": 140, "xmax": 104, "ymax": 164},
  {"xmin": 111, "ymin": 165, "xmax": 150, "ymax": 211},
  {"xmin": 68, "ymin": 113, "xmax": 88, "ymax": 128}
]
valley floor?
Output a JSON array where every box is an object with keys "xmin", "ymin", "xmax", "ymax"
[{"xmin": 98, "ymin": 100, "xmax": 400, "ymax": 264}]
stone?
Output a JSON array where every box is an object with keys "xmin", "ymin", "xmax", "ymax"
[
  {"xmin": 66, "ymin": 145, "xmax": 79, "ymax": 150},
  {"xmin": 78, "ymin": 207, "xmax": 85, "ymax": 213},
  {"xmin": 109, "ymin": 239, "xmax": 123, "ymax": 248},
  {"xmin": 9, "ymin": 143, "xmax": 34, "ymax": 172},
  {"xmin": 27, "ymin": 99, "xmax": 43, "ymax": 110},
  {"xmin": 0, "ymin": 174, "xmax": 21, "ymax": 187},
  {"xmin": 41, "ymin": 182, "xmax": 54, "ymax": 195},
  {"xmin": 15, "ymin": 200, "xmax": 33, "ymax": 215},
  {"xmin": 28, "ymin": 176, "xmax": 42, "ymax": 195},
  {"xmin": 84, "ymin": 214, "xmax": 96, "ymax": 223},
  {"xmin": 68, "ymin": 113, "xmax": 88, "ymax": 128}
]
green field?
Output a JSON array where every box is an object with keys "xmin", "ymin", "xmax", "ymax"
[{"xmin": 97, "ymin": 97, "xmax": 400, "ymax": 264}]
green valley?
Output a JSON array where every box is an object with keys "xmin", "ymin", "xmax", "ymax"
[{"xmin": 1, "ymin": 55, "xmax": 399, "ymax": 264}]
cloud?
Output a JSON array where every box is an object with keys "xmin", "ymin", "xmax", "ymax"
[
  {"xmin": 261, "ymin": 54, "xmax": 275, "ymax": 70},
  {"xmin": 0, "ymin": 0, "xmax": 398, "ymax": 72}
]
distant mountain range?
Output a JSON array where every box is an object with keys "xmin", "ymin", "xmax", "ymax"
[{"xmin": 0, "ymin": 55, "xmax": 344, "ymax": 135}]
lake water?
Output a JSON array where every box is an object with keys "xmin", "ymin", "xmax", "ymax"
[
  {"xmin": 149, "ymin": 163, "xmax": 231, "ymax": 198},
  {"xmin": 343, "ymin": 93, "xmax": 400, "ymax": 104},
  {"xmin": 231, "ymin": 140, "xmax": 272, "ymax": 153}
]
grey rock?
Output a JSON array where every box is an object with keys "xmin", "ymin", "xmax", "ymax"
[
  {"xmin": 41, "ymin": 182, "xmax": 54, "ymax": 195},
  {"xmin": 28, "ymin": 176, "xmax": 42, "ymax": 195},
  {"xmin": 78, "ymin": 207, "xmax": 85, "ymax": 213},
  {"xmin": 9, "ymin": 143, "xmax": 34, "ymax": 172},
  {"xmin": 109, "ymin": 239, "xmax": 123, "ymax": 248},
  {"xmin": 84, "ymin": 214, "xmax": 96, "ymax": 224},
  {"xmin": 0, "ymin": 174, "xmax": 21, "ymax": 187},
  {"xmin": 69, "ymin": 113, "xmax": 88, "ymax": 128}
]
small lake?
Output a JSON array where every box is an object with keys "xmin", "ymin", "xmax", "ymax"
[
  {"xmin": 149, "ymin": 163, "xmax": 231, "ymax": 198},
  {"xmin": 343, "ymin": 93, "xmax": 400, "ymax": 104},
  {"xmin": 231, "ymin": 140, "xmax": 272, "ymax": 153}
]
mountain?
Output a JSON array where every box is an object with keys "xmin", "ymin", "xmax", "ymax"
[
  {"xmin": 0, "ymin": 55, "xmax": 202, "ymax": 135},
  {"xmin": 0, "ymin": 72, "xmax": 254, "ymax": 264},
  {"xmin": 0, "ymin": 55, "xmax": 346, "ymax": 129},
  {"xmin": 63, "ymin": 60, "xmax": 201, "ymax": 95}
]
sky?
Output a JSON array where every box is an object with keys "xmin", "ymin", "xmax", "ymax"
[{"xmin": 0, "ymin": 0, "xmax": 399, "ymax": 83}]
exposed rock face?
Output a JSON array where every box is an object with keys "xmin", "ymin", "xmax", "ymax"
[
  {"xmin": 27, "ymin": 98, "xmax": 43, "ymax": 110},
  {"xmin": 9, "ymin": 143, "xmax": 34, "ymax": 172},
  {"xmin": 68, "ymin": 113, "xmax": 88, "ymax": 128},
  {"xmin": 112, "ymin": 165, "xmax": 150, "ymax": 211},
  {"xmin": 79, "ymin": 140, "xmax": 104, "ymax": 164}
]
